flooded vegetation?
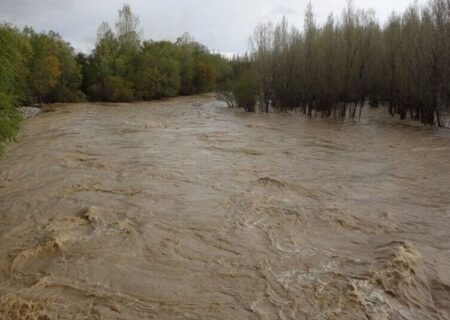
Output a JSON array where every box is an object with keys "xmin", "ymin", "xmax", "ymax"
[
  {"xmin": 1, "ymin": 0, "xmax": 450, "ymax": 319},
  {"xmin": 0, "ymin": 96, "xmax": 449, "ymax": 319},
  {"xmin": 221, "ymin": 0, "xmax": 450, "ymax": 126}
]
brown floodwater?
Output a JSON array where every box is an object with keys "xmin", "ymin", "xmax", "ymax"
[{"xmin": 0, "ymin": 95, "xmax": 449, "ymax": 319}]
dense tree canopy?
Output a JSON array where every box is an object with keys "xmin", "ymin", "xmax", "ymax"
[
  {"xmin": 24, "ymin": 29, "xmax": 83, "ymax": 105},
  {"xmin": 81, "ymin": 6, "xmax": 228, "ymax": 102}
]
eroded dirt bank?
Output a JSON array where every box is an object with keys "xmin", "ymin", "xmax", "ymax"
[{"xmin": 0, "ymin": 95, "xmax": 449, "ymax": 319}]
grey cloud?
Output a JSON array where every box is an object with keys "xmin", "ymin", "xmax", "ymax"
[
  {"xmin": 0, "ymin": 0, "xmax": 425, "ymax": 54},
  {"xmin": 272, "ymin": 5, "xmax": 298, "ymax": 16}
]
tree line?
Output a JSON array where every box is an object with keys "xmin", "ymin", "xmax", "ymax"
[
  {"xmin": 77, "ymin": 5, "xmax": 230, "ymax": 102},
  {"xmin": 221, "ymin": 0, "xmax": 449, "ymax": 127},
  {"xmin": 0, "ymin": 24, "xmax": 84, "ymax": 153},
  {"xmin": 1, "ymin": 1, "xmax": 449, "ymax": 153},
  {"xmin": 0, "ymin": 4, "xmax": 230, "ymax": 152}
]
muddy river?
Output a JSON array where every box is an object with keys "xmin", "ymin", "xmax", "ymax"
[{"xmin": 0, "ymin": 95, "xmax": 449, "ymax": 319}]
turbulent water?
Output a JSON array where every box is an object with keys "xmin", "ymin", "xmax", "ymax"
[{"xmin": 0, "ymin": 95, "xmax": 449, "ymax": 320}]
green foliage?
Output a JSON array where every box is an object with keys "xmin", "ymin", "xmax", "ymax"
[
  {"xmin": 48, "ymin": 40, "xmax": 84, "ymax": 102},
  {"xmin": 233, "ymin": 70, "xmax": 257, "ymax": 112},
  {"xmin": 27, "ymin": 30, "xmax": 83, "ymax": 104},
  {"xmin": 0, "ymin": 3, "xmax": 229, "ymax": 153},
  {"xmin": 29, "ymin": 54, "xmax": 61, "ymax": 103},
  {"xmin": 83, "ymin": 6, "xmax": 227, "ymax": 102},
  {"xmin": 0, "ymin": 25, "xmax": 83, "ymax": 153},
  {"xmin": 0, "ymin": 94, "xmax": 22, "ymax": 154},
  {"xmin": 104, "ymin": 76, "xmax": 134, "ymax": 102},
  {"xmin": 218, "ymin": 56, "xmax": 257, "ymax": 111},
  {"xmin": 0, "ymin": 25, "xmax": 28, "ymax": 154},
  {"xmin": 133, "ymin": 41, "xmax": 181, "ymax": 100}
]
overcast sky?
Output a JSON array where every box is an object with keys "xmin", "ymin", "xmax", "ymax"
[{"xmin": 0, "ymin": 0, "xmax": 423, "ymax": 54}]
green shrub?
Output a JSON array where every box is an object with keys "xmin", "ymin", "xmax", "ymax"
[
  {"xmin": 233, "ymin": 70, "xmax": 257, "ymax": 112},
  {"xmin": 0, "ymin": 94, "xmax": 22, "ymax": 154},
  {"xmin": 104, "ymin": 76, "xmax": 135, "ymax": 102}
]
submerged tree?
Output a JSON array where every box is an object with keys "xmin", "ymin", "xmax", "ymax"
[
  {"xmin": 225, "ymin": 0, "xmax": 449, "ymax": 126},
  {"xmin": 251, "ymin": 22, "xmax": 274, "ymax": 113}
]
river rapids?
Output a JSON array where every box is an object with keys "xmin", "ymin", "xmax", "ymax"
[{"xmin": 0, "ymin": 95, "xmax": 449, "ymax": 319}]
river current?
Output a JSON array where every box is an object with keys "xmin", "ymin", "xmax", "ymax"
[{"xmin": 0, "ymin": 95, "xmax": 449, "ymax": 319}]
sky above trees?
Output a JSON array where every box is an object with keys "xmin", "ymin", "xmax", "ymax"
[{"xmin": 0, "ymin": 0, "xmax": 426, "ymax": 54}]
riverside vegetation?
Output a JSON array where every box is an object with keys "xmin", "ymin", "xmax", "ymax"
[
  {"xmin": 0, "ymin": 4, "xmax": 231, "ymax": 153},
  {"xmin": 0, "ymin": 0, "xmax": 449, "ymax": 153},
  {"xmin": 0, "ymin": 2, "xmax": 449, "ymax": 319},
  {"xmin": 221, "ymin": 0, "xmax": 450, "ymax": 126}
]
